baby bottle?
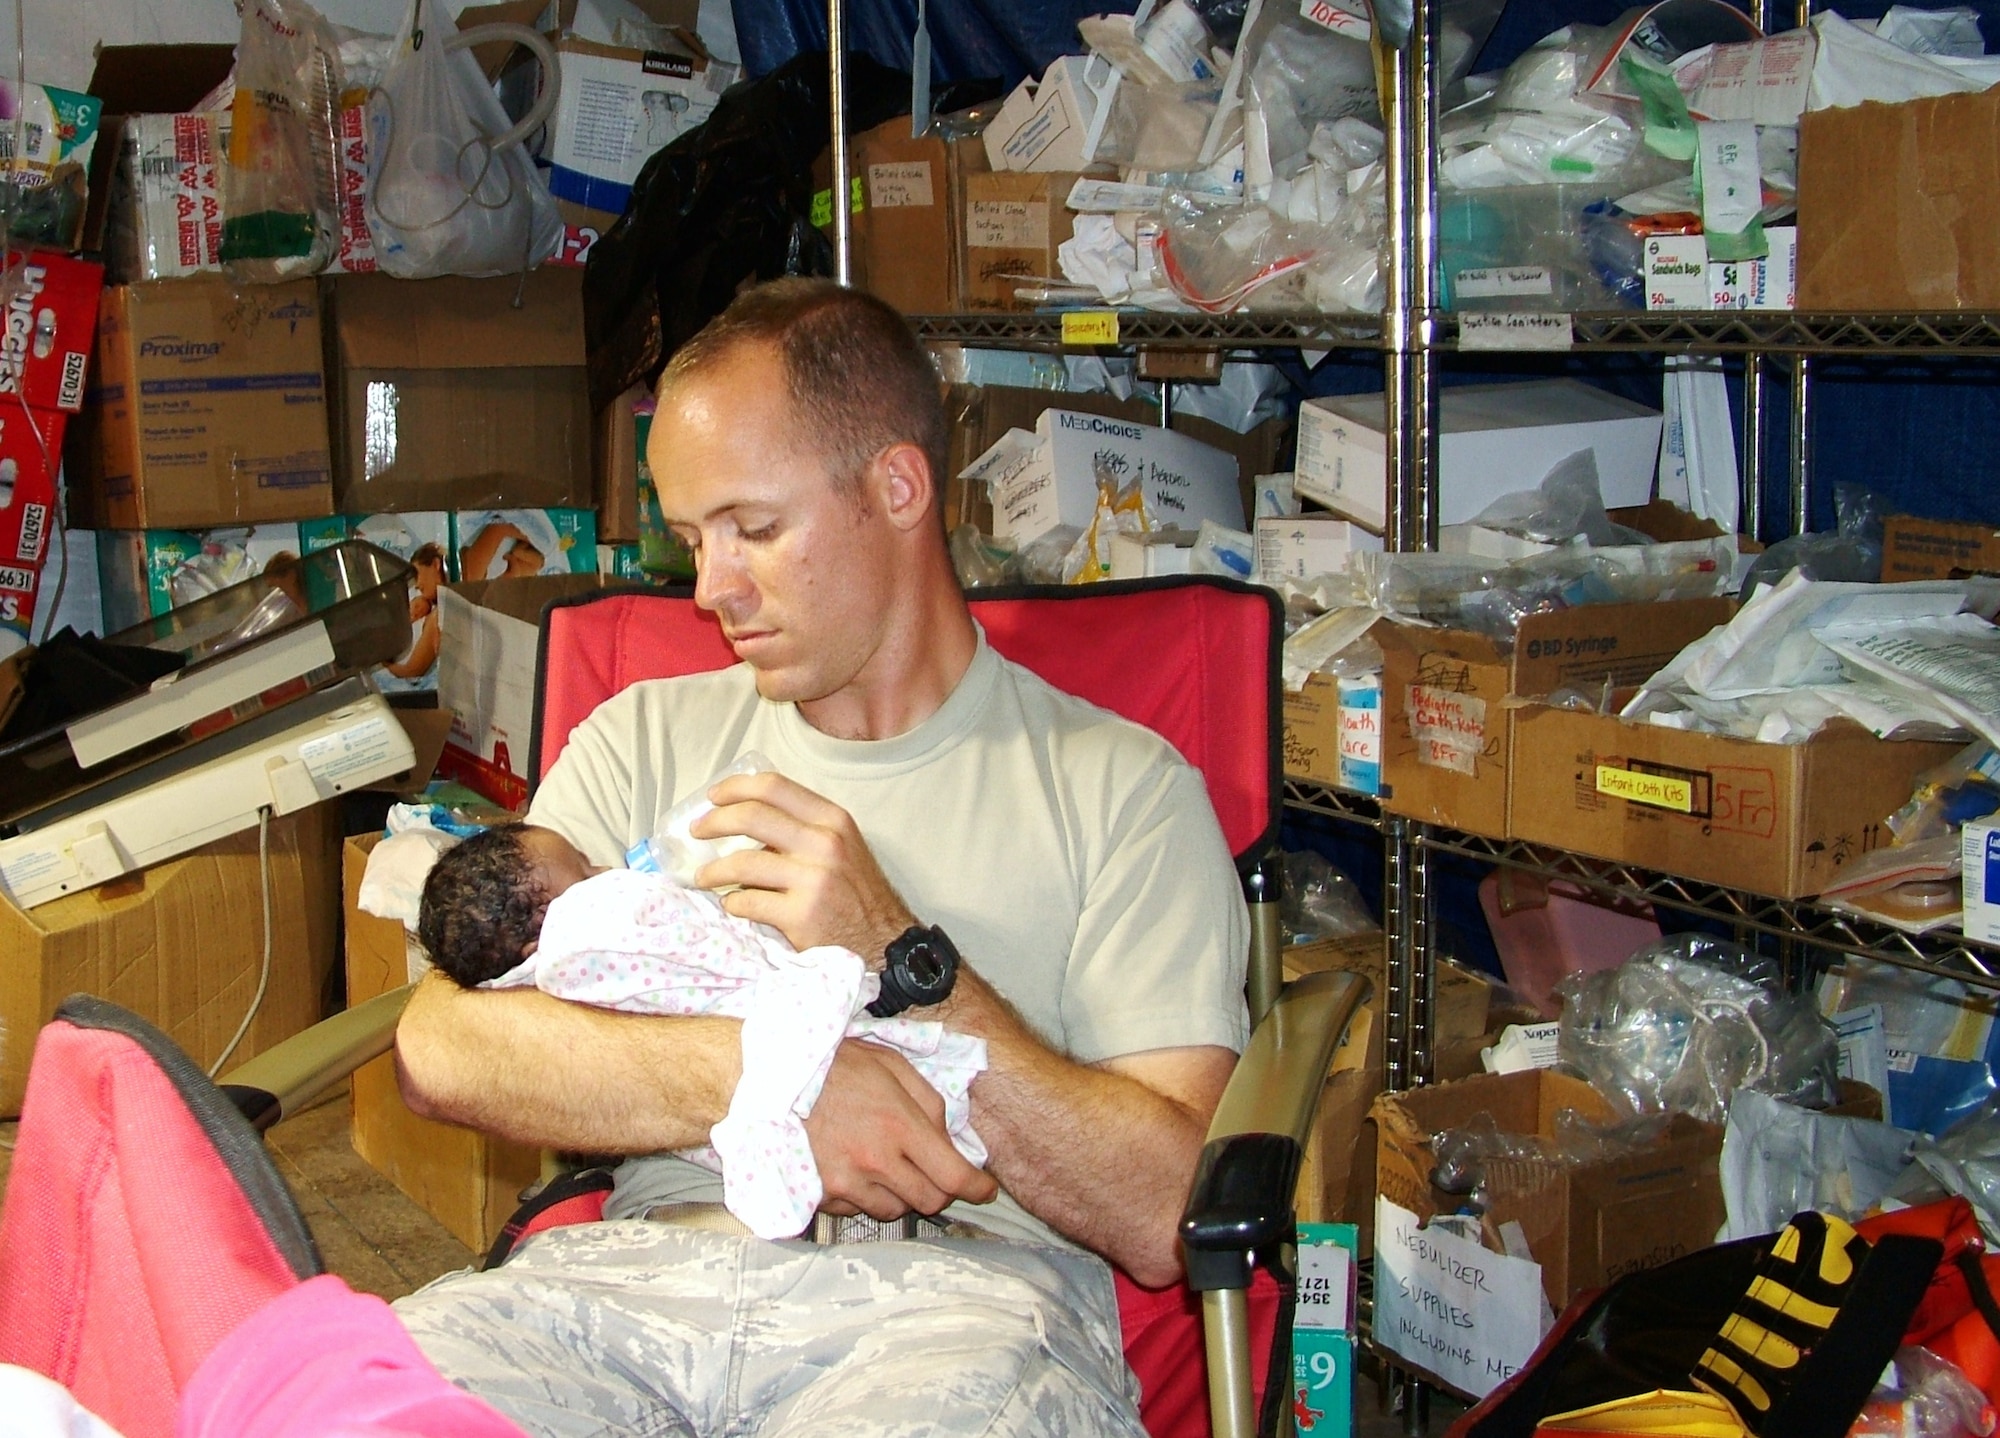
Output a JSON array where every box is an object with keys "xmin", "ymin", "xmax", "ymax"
[{"xmin": 627, "ymin": 751, "xmax": 775, "ymax": 888}]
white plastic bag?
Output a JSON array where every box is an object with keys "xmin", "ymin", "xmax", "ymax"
[{"xmin": 365, "ymin": 0, "xmax": 563, "ymax": 278}]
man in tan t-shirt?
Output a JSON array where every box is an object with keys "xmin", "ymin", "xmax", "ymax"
[{"xmin": 390, "ymin": 278, "xmax": 1249, "ymax": 1437}]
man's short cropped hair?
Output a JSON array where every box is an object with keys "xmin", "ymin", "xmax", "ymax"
[{"xmin": 658, "ymin": 278, "xmax": 947, "ymax": 501}]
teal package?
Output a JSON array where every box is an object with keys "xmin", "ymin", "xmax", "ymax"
[{"xmin": 1291, "ymin": 1222, "xmax": 1358, "ymax": 1437}]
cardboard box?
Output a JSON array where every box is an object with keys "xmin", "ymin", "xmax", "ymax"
[
  {"xmin": 1963, "ymin": 819, "xmax": 2000, "ymax": 946},
  {"xmin": 961, "ymin": 170, "xmax": 1088, "ymax": 311},
  {"xmin": 1511, "ymin": 707, "xmax": 1960, "ymax": 898},
  {"xmin": 0, "ymin": 804, "xmax": 339, "ymax": 1116},
  {"xmin": 982, "ymin": 56, "xmax": 1103, "ymax": 173},
  {"xmin": 972, "ymin": 407, "xmax": 1244, "ymax": 547},
  {"xmin": 1295, "ymin": 380, "xmax": 1664, "ymax": 532},
  {"xmin": 1284, "ymin": 672, "xmax": 1345, "ymax": 790},
  {"xmin": 544, "ymin": 13, "xmax": 737, "ymax": 222},
  {"xmin": 1377, "ymin": 598, "xmax": 1736, "ymax": 840},
  {"xmin": 1287, "ymin": 935, "xmax": 1492, "ymax": 1257},
  {"xmin": 76, "ymin": 276, "xmax": 333, "ymax": 530},
  {"xmin": 595, "ymin": 384, "xmax": 648, "ymax": 544},
  {"xmin": 1798, "ymin": 90, "xmax": 2000, "ymax": 310},
  {"xmin": 325, "ymin": 269, "xmax": 590, "ymax": 514},
  {"xmin": 1882, "ymin": 514, "xmax": 2000, "ymax": 582},
  {"xmin": 852, "ymin": 118, "xmax": 956, "ymax": 314},
  {"xmin": 0, "ymin": 406, "xmax": 67, "ymax": 643},
  {"xmin": 1255, "ymin": 514, "xmax": 1381, "ymax": 585},
  {"xmin": 95, "ymin": 517, "xmax": 346, "ymax": 631},
  {"xmin": 437, "ymin": 572, "xmax": 609, "ymax": 808},
  {"xmin": 80, "ymin": 45, "xmax": 237, "ymax": 261},
  {"xmin": 345, "ymin": 832, "xmax": 543, "ymax": 1251},
  {"xmin": 0, "ymin": 250, "xmax": 104, "ymax": 412},
  {"xmin": 1373, "ymin": 1068, "xmax": 1725, "ymax": 1309}
]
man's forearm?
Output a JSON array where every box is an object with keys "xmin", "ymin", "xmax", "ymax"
[
  {"xmin": 396, "ymin": 973, "xmax": 744, "ymax": 1153},
  {"xmin": 937, "ymin": 971, "xmax": 1232, "ymax": 1288}
]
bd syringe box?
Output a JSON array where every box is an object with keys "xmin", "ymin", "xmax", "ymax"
[{"xmin": 1963, "ymin": 819, "xmax": 2000, "ymax": 945}]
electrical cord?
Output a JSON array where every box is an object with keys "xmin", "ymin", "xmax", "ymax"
[{"xmin": 208, "ymin": 804, "xmax": 277, "ymax": 1078}]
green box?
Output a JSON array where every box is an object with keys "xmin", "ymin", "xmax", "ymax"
[
  {"xmin": 633, "ymin": 409, "xmax": 695, "ymax": 582},
  {"xmin": 1290, "ymin": 1222, "xmax": 1357, "ymax": 1438}
]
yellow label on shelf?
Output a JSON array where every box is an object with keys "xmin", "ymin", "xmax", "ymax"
[
  {"xmin": 1596, "ymin": 764, "xmax": 1693, "ymax": 813},
  {"xmin": 1061, "ymin": 310, "xmax": 1121, "ymax": 346}
]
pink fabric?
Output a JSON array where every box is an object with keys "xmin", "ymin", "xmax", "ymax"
[
  {"xmin": 0, "ymin": 1020, "xmax": 302, "ymax": 1438},
  {"xmin": 177, "ymin": 1275, "xmax": 525, "ymax": 1438}
]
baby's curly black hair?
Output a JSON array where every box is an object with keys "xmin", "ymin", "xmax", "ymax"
[{"xmin": 417, "ymin": 823, "xmax": 554, "ymax": 988}]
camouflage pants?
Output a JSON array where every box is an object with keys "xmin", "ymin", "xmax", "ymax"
[{"xmin": 393, "ymin": 1219, "xmax": 1147, "ymax": 1438}]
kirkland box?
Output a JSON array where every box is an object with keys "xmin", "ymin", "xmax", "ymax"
[
  {"xmin": 1295, "ymin": 380, "xmax": 1663, "ymax": 532},
  {"xmin": 1376, "ymin": 598, "xmax": 1736, "ymax": 840},
  {"xmin": 345, "ymin": 831, "xmax": 541, "ymax": 1250},
  {"xmin": 77, "ymin": 276, "xmax": 332, "ymax": 529},
  {"xmin": 1511, "ymin": 707, "xmax": 1961, "ymax": 898},
  {"xmin": 325, "ymin": 269, "xmax": 590, "ymax": 514}
]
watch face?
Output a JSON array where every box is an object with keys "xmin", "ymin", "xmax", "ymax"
[{"xmin": 904, "ymin": 944, "xmax": 947, "ymax": 987}]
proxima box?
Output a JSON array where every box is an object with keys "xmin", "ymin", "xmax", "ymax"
[
  {"xmin": 1295, "ymin": 380, "xmax": 1663, "ymax": 532},
  {"xmin": 1376, "ymin": 598, "xmax": 1736, "ymax": 840},
  {"xmin": 1511, "ymin": 707, "xmax": 1960, "ymax": 898},
  {"xmin": 75, "ymin": 276, "xmax": 332, "ymax": 529},
  {"xmin": 1372, "ymin": 1068, "xmax": 1725, "ymax": 1309},
  {"xmin": 345, "ymin": 831, "xmax": 541, "ymax": 1251},
  {"xmin": 1798, "ymin": 90, "xmax": 2000, "ymax": 310},
  {"xmin": 0, "ymin": 804, "xmax": 338, "ymax": 1116}
]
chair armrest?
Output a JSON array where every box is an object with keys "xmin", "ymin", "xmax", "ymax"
[
  {"xmin": 1179, "ymin": 968, "xmax": 1370, "ymax": 1290},
  {"xmin": 218, "ymin": 985, "xmax": 415, "ymax": 1132}
]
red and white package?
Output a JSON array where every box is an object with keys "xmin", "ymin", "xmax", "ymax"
[
  {"xmin": 0, "ymin": 403, "xmax": 67, "ymax": 638},
  {"xmin": 0, "ymin": 251, "xmax": 105, "ymax": 415}
]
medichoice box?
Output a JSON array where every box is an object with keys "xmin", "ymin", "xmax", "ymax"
[
  {"xmin": 1511, "ymin": 707, "xmax": 1961, "ymax": 898},
  {"xmin": 1964, "ymin": 820, "xmax": 2000, "ymax": 945},
  {"xmin": 1294, "ymin": 380, "xmax": 1663, "ymax": 532}
]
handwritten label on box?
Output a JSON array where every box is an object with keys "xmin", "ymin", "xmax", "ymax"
[
  {"xmin": 967, "ymin": 200, "xmax": 1048, "ymax": 249},
  {"xmin": 868, "ymin": 161, "xmax": 934, "ymax": 209},
  {"xmin": 1375, "ymin": 1196, "xmax": 1547, "ymax": 1399},
  {"xmin": 1408, "ymin": 685, "xmax": 1486, "ymax": 776},
  {"xmin": 1597, "ymin": 764, "xmax": 1694, "ymax": 813},
  {"xmin": 1458, "ymin": 311, "xmax": 1574, "ymax": 351}
]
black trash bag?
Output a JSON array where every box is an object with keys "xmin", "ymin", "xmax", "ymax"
[{"xmin": 582, "ymin": 52, "xmax": 1000, "ymax": 409}]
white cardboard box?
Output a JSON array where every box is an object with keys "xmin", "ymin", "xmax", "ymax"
[
  {"xmin": 1294, "ymin": 380, "xmax": 1664, "ymax": 531},
  {"xmin": 983, "ymin": 55, "xmax": 1101, "ymax": 172},
  {"xmin": 1964, "ymin": 819, "xmax": 2000, "ymax": 946},
  {"xmin": 1254, "ymin": 515, "xmax": 1381, "ymax": 585},
  {"xmin": 966, "ymin": 408, "xmax": 1243, "ymax": 546},
  {"xmin": 544, "ymin": 35, "xmax": 738, "ymax": 219}
]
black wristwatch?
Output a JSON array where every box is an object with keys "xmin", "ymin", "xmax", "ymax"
[{"xmin": 867, "ymin": 924, "xmax": 960, "ymax": 1017}]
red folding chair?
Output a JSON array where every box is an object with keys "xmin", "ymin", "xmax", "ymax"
[{"xmin": 518, "ymin": 577, "xmax": 1364, "ymax": 1438}]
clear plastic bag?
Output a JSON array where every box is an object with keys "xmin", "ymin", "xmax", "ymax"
[
  {"xmin": 1430, "ymin": 1107, "xmax": 1671, "ymax": 1209},
  {"xmin": 1466, "ymin": 450, "xmax": 1651, "ymax": 549},
  {"xmin": 949, "ymin": 524, "xmax": 1022, "ymax": 588},
  {"xmin": 1739, "ymin": 482, "xmax": 1888, "ymax": 599},
  {"xmin": 364, "ymin": 0, "xmax": 564, "ymax": 278},
  {"xmin": 222, "ymin": 0, "xmax": 344, "ymax": 281},
  {"xmin": 1851, "ymin": 1347, "xmax": 1998, "ymax": 1438},
  {"xmin": 1556, "ymin": 934, "xmax": 1842, "ymax": 1124},
  {"xmin": 1282, "ymin": 849, "xmax": 1376, "ymax": 942},
  {"xmin": 1156, "ymin": 189, "xmax": 1330, "ymax": 313}
]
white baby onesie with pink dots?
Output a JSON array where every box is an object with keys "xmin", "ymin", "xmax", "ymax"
[{"xmin": 491, "ymin": 866, "xmax": 988, "ymax": 1240}]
